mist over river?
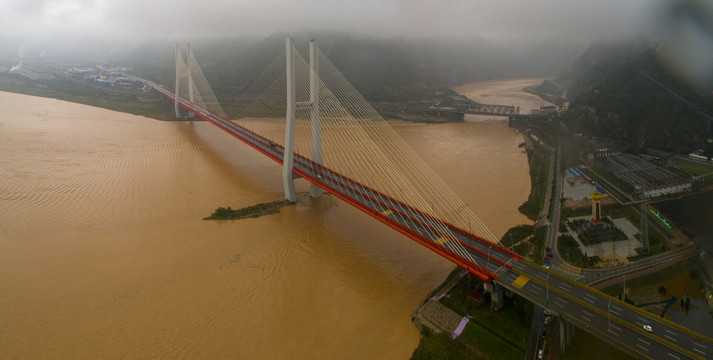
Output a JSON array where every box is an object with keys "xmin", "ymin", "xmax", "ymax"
[{"xmin": 0, "ymin": 80, "xmax": 537, "ymax": 359}]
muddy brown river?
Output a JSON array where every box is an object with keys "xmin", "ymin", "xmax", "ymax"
[{"xmin": 0, "ymin": 79, "xmax": 541, "ymax": 359}]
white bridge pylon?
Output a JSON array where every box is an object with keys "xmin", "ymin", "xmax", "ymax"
[
  {"xmin": 174, "ymin": 43, "xmax": 194, "ymax": 118},
  {"xmin": 284, "ymin": 37, "xmax": 322, "ymax": 201}
]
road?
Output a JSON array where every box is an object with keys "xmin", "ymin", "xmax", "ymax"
[{"xmin": 150, "ymin": 83, "xmax": 713, "ymax": 360}]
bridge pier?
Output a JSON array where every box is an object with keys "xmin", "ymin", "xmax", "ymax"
[
  {"xmin": 484, "ymin": 282, "xmax": 504, "ymax": 311},
  {"xmin": 559, "ymin": 318, "xmax": 576, "ymax": 353}
]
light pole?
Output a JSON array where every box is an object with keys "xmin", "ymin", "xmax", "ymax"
[
  {"xmin": 608, "ymin": 299, "xmax": 611, "ymax": 333},
  {"xmin": 546, "ymin": 272, "xmax": 550, "ymax": 303}
]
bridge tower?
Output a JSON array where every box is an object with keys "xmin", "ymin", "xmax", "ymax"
[
  {"xmin": 174, "ymin": 43, "xmax": 195, "ymax": 118},
  {"xmin": 283, "ymin": 38, "xmax": 323, "ymax": 202}
]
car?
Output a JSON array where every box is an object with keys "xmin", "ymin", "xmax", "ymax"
[
  {"xmin": 544, "ymin": 316, "xmax": 551, "ymax": 325},
  {"xmin": 643, "ymin": 325, "xmax": 652, "ymax": 332},
  {"xmin": 537, "ymin": 349, "xmax": 543, "ymax": 359},
  {"xmin": 543, "ymin": 309, "xmax": 552, "ymax": 316}
]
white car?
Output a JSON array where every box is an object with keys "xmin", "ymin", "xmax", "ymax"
[{"xmin": 643, "ymin": 325, "xmax": 652, "ymax": 332}]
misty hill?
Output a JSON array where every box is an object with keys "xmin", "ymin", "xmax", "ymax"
[
  {"xmin": 551, "ymin": 41, "xmax": 713, "ymax": 154},
  {"xmin": 125, "ymin": 32, "xmax": 583, "ymax": 105}
]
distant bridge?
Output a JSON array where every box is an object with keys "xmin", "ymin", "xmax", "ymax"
[{"xmin": 452, "ymin": 101, "xmax": 519, "ymax": 116}]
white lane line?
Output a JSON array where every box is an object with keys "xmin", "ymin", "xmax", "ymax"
[
  {"xmin": 560, "ymin": 283, "xmax": 572, "ymax": 290},
  {"xmin": 554, "ymin": 299, "xmax": 567, "ymax": 308},
  {"xmin": 611, "ymin": 305, "xmax": 623, "ymax": 312},
  {"xmin": 693, "ymin": 342, "xmax": 706, "ymax": 349},
  {"xmin": 530, "ymin": 286, "xmax": 543, "ymax": 295},
  {"xmin": 665, "ymin": 329, "xmax": 677, "ymax": 336},
  {"xmin": 693, "ymin": 348, "xmax": 706, "ymax": 355},
  {"xmin": 513, "ymin": 262, "xmax": 526, "ymax": 270},
  {"xmin": 635, "ymin": 322, "xmax": 644, "ymax": 327},
  {"xmin": 610, "ymin": 309, "xmax": 621, "ymax": 316},
  {"xmin": 610, "ymin": 324, "xmax": 622, "ymax": 332},
  {"xmin": 536, "ymin": 273, "xmax": 547, "ymax": 281},
  {"xmin": 583, "ymin": 296, "xmax": 595, "ymax": 304},
  {"xmin": 637, "ymin": 317, "xmax": 649, "ymax": 323},
  {"xmin": 664, "ymin": 335, "xmax": 677, "ymax": 342},
  {"xmin": 666, "ymin": 352, "xmax": 680, "ymax": 359},
  {"xmin": 636, "ymin": 344, "xmax": 649, "ymax": 352},
  {"xmin": 582, "ymin": 310, "xmax": 595, "ymax": 318},
  {"xmin": 637, "ymin": 338, "xmax": 650, "ymax": 346}
]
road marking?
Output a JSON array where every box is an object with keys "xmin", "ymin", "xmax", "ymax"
[
  {"xmin": 513, "ymin": 262, "xmax": 526, "ymax": 270},
  {"xmin": 636, "ymin": 344, "xmax": 649, "ymax": 352},
  {"xmin": 529, "ymin": 285, "xmax": 543, "ymax": 295},
  {"xmin": 665, "ymin": 329, "xmax": 677, "ymax": 336},
  {"xmin": 435, "ymin": 237, "xmax": 449, "ymax": 245},
  {"xmin": 667, "ymin": 352, "xmax": 681, "ymax": 359},
  {"xmin": 508, "ymin": 274, "xmax": 519, "ymax": 282},
  {"xmin": 610, "ymin": 324, "xmax": 622, "ymax": 332},
  {"xmin": 554, "ymin": 298, "xmax": 567, "ymax": 308},
  {"xmin": 638, "ymin": 338, "xmax": 650, "ymax": 346},
  {"xmin": 611, "ymin": 304, "xmax": 622, "ymax": 312},
  {"xmin": 511, "ymin": 275, "xmax": 529, "ymax": 289},
  {"xmin": 380, "ymin": 209, "xmax": 393, "ymax": 216},
  {"xmin": 610, "ymin": 309, "xmax": 621, "ymax": 316},
  {"xmin": 582, "ymin": 310, "xmax": 594, "ymax": 318},
  {"xmin": 693, "ymin": 342, "xmax": 706, "ymax": 349},
  {"xmin": 693, "ymin": 348, "xmax": 706, "ymax": 355},
  {"xmin": 664, "ymin": 335, "xmax": 677, "ymax": 342},
  {"xmin": 583, "ymin": 296, "xmax": 595, "ymax": 304},
  {"xmin": 536, "ymin": 273, "xmax": 547, "ymax": 281}
]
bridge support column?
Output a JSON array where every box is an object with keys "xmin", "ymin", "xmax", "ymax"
[
  {"xmin": 560, "ymin": 319, "xmax": 566, "ymax": 353},
  {"xmin": 186, "ymin": 43, "xmax": 195, "ymax": 118},
  {"xmin": 483, "ymin": 282, "xmax": 504, "ymax": 311},
  {"xmin": 308, "ymin": 40, "xmax": 323, "ymax": 198},
  {"xmin": 283, "ymin": 37, "xmax": 297, "ymax": 202},
  {"xmin": 174, "ymin": 43, "xmax": 181, "ymax": 118}
]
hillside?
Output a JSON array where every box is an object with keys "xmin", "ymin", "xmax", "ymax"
[
  {"xmin": 532, "ymin": 41, "xmax": 713, "ymax": 154},
  {"xmin": 124, "ymin": 32, "xmax": 583, "ymax": 108}
]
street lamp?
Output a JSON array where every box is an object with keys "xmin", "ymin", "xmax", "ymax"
[{"xmin": 608, "ymin": 299, "xmax": 611, "ymax": 333}]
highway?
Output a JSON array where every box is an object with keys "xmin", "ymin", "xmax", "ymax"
[{"xmin": 151, "ymin": 83, "xmax": 713, "ymax": 360}]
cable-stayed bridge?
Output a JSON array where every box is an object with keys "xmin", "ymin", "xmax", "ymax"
[{"xmin": 140, "ymin": 39, "xmax": 712, "ymax": 360}]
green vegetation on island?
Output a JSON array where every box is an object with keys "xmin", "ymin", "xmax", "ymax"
[{"xmin": 203, "ymin": 200, "xmax": 293, "ymax": 220}]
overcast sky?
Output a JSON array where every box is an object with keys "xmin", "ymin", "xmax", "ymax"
[{"xmin": 0, "ymin": 0, "xmax": 672, "ymax": 46}]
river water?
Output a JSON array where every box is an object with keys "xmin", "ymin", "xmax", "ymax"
[{"xmin": 0, "ymin": 80, "xmax": 537, "ymax": 359}]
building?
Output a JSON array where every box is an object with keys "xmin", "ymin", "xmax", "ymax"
[{"xmin": 596, "ymin": 153, "xmax": 693, "ymax": 199}]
